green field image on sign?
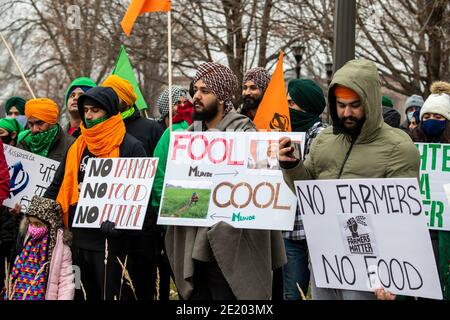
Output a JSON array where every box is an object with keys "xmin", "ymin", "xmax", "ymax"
[{"xmin": 161, "ymin": 186, "xmax": 211, "ymax": 219}]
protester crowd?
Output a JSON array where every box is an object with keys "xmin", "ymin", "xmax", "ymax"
[{"xmin": 0, "ymin": 58, "xmax": 449, "ymax": 301}]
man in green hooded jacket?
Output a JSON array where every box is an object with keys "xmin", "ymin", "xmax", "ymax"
[{"xmin": 279, "ymin": 59, "xmax": 420, "ymax": 300}]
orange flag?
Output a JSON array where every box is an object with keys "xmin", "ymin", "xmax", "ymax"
[
  {"xmin": 121, "ymin": 0, "xmax": 171, "ymax": 36},
  {"xmin": 253, "ymin": 52, "xmax": 291, "ymax": 132}
]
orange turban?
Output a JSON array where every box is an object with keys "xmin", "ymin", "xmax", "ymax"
[
  {"xmin": 25, "ymin": 98, "xmax": 59, "ymax": 124},
  {"xmin": 102, "ymin": 75, "xmax": 137, "ymax": 107},
  {"xmin": 334, "ymin": 85, "xmax": 359, "ymax": 100}
]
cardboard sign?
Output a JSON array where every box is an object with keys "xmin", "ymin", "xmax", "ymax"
[
  {"xmin": 294, "ymin": 178, "xmax": 442, "ymax": 300},
  {"xmin": 3, "ymin": 144, "xmax": 60, "ymax": 212},
  {"xmin": 157, "ymin": 131, "xmax": 304, "ymax": 230},
  {"xmin": 73, "ymin": 157, "xmax": 158, "ymax": 230},
  {"xmin": 416, "ymin": 143, "xmax": 450, "ymax": 230}
]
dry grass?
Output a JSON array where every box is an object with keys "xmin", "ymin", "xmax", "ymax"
[
  {"xmin": 117, "ymin": 255, "xmax": 137, "ymax": 300},
  {"xmin": 103, "ymin": 239, "xmax": 109, "ymax": 300}
]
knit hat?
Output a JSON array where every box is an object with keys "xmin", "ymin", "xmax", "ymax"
[
  {"xmin": 101, "ymin": 75, "xmax": 137, "ymax": 107},
  {"xmin": 243, "ymin": 67, "xmax": 271, "ymax": 93},
  {"xmin": 65, "ymin": 77, "xmax": 96, "ymax": 107},
  {"xmin": 157, "ymin": 86, "xmax": 187, "ymax": 121},
  {"xmin": 288, "ymin": 79, "xmax": 326, "ymax": 115},
  {"xmin": 25, "ymin": 98, "xmax": 60, "ymax": 124},
  {"xmin": 382, "ymin": 96, "xmax": 393, "ymax": 108},
  {"xmin": 404, "ymin": 94, "xmax": 424, "ymax": 114},
  {"xmin": 25, "ymin": 196, "xmax": 64, "ymax": 265},
  {"xmin": 420, "ymin": 81, "xmax": 450, "ymax": 121},
  {"xmin": 5, "ymin": 96, "xmax": 26, "ymax": 115}
]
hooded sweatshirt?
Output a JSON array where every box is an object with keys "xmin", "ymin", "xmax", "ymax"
[{"xmin": 283, "ymin": 59, "xmax": 419, "ymax": 187}]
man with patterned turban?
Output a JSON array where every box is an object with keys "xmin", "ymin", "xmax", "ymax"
[
  {"xmin": 165, "ymin": 62, "xmax": 286, "ymax": 300},
  {"xmin": 64, "ymin": 77, "xmax": 97, "ymax": 138},
  {"xmin": 240, "ymin": 67, "xmax": 271, "ymax": 120},
  {"xmin": 156, "ymin": 85, "xmax": 189, "ymax": 130},
  {"xmin": 101, "ymin": 74, "xmax": 164, "ymax": 300},
  {"xmin": 17, "ymin": 98, "xmax": 74, "ymax": 162}
]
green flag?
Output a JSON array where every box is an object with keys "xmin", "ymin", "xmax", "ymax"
[{"xmin": 112, "ymin": 45, "xmax": 147, "ymax": 110}]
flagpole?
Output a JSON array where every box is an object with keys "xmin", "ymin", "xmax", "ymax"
[
  {"xmin": 167, "ymin": 8, "xmax": 173, "ymax": 133},
  {"xmin": 0, "ymin": 31, "xmax": 36, "ymax": 99}
]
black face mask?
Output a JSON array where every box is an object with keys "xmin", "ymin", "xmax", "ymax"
[{"xmin": 1, "ymin": 135, "xmax": 13, "ymax": 145}]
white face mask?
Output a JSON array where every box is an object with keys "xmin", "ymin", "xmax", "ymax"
[
  {"xmin": 14, "ymin": 115, "xmax": 28, "ymax": 129},
  {"xmin": 407, "ymin": 111, "xmax": 415, "ymax": 122}
]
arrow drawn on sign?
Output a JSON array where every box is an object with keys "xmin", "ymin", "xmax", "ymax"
[
  {"xmin": 214, "ymin": 170, "xmax": 239, "ymax": 177},
  {"xmin": 210, "ymin": 213, "xmax": 231, "ymax": 220}
]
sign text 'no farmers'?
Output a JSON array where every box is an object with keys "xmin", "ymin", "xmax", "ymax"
[{"xmin": 73, "ymin": 157, "xmax": 158, "ymax": 230}]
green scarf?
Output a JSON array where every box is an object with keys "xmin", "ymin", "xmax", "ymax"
[
  {"xmin": 121, "ymin": 107, "xmax": 135, "ymax": 120},
  {"xmin": 85, "ymin": 115, "xmax": 109, "ymax": 128},
  {"xmin": 23, "ymin": 125, "xmax": 59, "ymax": 157},
  {"xmin": 289, "ymin": 108, "xmax": 321, "ymax": 132}
]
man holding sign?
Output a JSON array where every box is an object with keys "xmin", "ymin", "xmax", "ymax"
[
  {"xmin": 279, "ymin": 59, "xmax": 420, "ymax": 300},
  {"xmin": 44, "ymin": 87, "xmax": 146, "ymax": 300},
  {"xmin": 165, "ymin": 62, "xmax": 286, "ymax": 300}
]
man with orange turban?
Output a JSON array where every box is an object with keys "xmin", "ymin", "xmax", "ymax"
[
  {"xmin": 279, "ymin": 59, "xmax": 420, "ymax": 300},
  {"xmin": 101, "ymin": 74, "xmax": 163, "ymax": 300},
  {"xmin": 18, "ymin": 98, "xmax": 74, "ymax": 161}
]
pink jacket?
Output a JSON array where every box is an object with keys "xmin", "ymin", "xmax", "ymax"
[
  {"xmin": 45, "ymin": 229, "xmax": 75, "ymax": 300},
  {"xmin": 0, "ymin": 140, "xmax": 10, "ymax": 205}
]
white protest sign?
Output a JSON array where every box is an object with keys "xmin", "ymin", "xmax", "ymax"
[
  {"xmin": 3, "ymin": 144, "xmax": 59, "ymax": 212},
  {"xmin": 73, "ymin": 157, "xmax": 158, "ymax": 230},
  {"xmin": 416, "ymin": 143, "xmax": 450, "ymax": 231},
  {"xmin": 294, "ymin": 178, "xmax": 442, "ymax": 300},
  {"xmin": 157, "ymin": 131, "xmax": 304, "ymax": 230}
]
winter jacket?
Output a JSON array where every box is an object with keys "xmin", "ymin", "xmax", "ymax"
[
  {"xmin": 44, "ymin": 133, "xmax": 146, "ymax": 252},
  {"xmin": 165, "ymin": 111, "xmax": 287, "ymax": 300},
  {"xmin": 17, "ymin": 124, "xmax": 75, "ymax": 162},
  {"xmin": 15, "ymin": 221, "xmax": 74, "ymax": 300},
  {"xmin": 45, "ymin": 229, "xmax": 75, "ymax": 300},
  {"xmin": 124, "ymin": 107, "xmax": 164, "ymax": 157},
  {"xmin": 282, "ymin": 59, "xmax": 419, "ymax": 190},
  {"xmin": 0, "ymin": 140, "xmax": 10, "ymax": 205}
]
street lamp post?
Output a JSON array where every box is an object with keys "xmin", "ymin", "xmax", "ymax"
[
  {"xmin": 325, "ymin": 60, "xmax": 333, "ymax": 85},
  {"xmin": 293, "ymin": 45, "xmax": 306, "ymax": 79}
]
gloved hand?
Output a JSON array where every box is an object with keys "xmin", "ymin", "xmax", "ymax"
[{"xmin": 100, "ymin": 221, "xmax": 121, "ymax": 238}]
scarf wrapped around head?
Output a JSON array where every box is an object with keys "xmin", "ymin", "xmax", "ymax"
[
  {"xmin": 194, "ymin": 62, "xmax": 238, "ymax": 113},
  {"xmin": 25, "ymin": 196, "xmax": 64, "ymax": 265},
  {"xmin": 243, "ymin": 67, "xmax": 271, "ymax": 93},
  {"xmin": 101, "ymin": 75, "xmax": 137, "ymax": 107},
  {"xmin": 0, "ymin": 118, "xmax": 24, "ymax": 134},
  {"xmin": 25, "ymin": 98, "xmax": 59, "ymax": 124},
  {"xmin": 157, "ymin": 86, "xmax": 188, "ymax": 121},
  {"xmin": 172, "ymin": 100, "xmax": 194, "ymax": 125},
  {"xmin": 56, "ymin": 114, "xmax": 125, "ymax": 227},
  {"xmin": 5, "ymin": 96, "xmax": 26, "ymax": 115}
]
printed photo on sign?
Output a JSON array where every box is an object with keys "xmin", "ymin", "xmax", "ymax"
[
  {"xmin": 160, "ymin": 180, "xmax": 212, "ymax": 219},
  {"xmin": 247, "ymin": 140, "xmax": 280, "ymax": 170},
  {"xmin": 2, "ymin": 145, "xmax": 60, "ymax": 212},
  {"xmin": 338, "ymin": 213, "xmax": 378, "ymax": 256}
]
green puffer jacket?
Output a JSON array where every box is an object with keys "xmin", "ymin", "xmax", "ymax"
[{"xmin": 282, "ymin": 59, "xmax": 420, "ymax": 188}]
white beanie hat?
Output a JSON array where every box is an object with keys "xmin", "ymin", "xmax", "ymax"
[{"xmin": 420, "ymin": 81, "xmax": 450, "ymax": 121}]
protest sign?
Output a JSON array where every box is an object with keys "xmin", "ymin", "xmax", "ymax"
[
  {"xmin": 3, "ymin": 144, "xmax": 59, "ymax": 212},
  {"xmin": 73, "ymin": 157, "xmax": 158, "ymax": 230},
  {"xmin": 157, "ymin": 131, "xmax": 304, "ymax": 230},
  {"xmin": 416, "ymin": 143, "xmax": 450, "ymax": 230},
  {"xmin": 294, "ymin": 178, "xmax": 442, "ymax": 299}
]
